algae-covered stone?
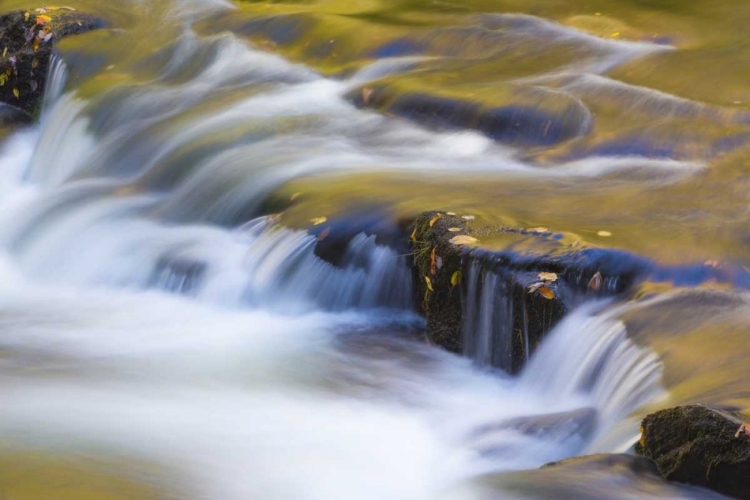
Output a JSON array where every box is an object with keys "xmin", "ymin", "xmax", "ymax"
[
  {"xmin": 637, "ymin": 405, "xmax": 750, "ymax": 499},
  {"xmin": 0, "ymin": 8, "xmax": 104, "ymax": 117}
]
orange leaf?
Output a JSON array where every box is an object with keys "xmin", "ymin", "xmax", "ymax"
[
  {"xmin": 429, "ymin": 214, "xmax": 442, "ymax": 227},
  {"xmin": 430, "ymin": 247, "xmax": 437, "ymax": 275},
  {"xmin": 537, "ymin": 285, "xmax": 555, "ymax": 300}
]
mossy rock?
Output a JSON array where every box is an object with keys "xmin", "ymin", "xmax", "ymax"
[
  {"xmin": 411, "ymin": 211, "xmax": 569, "ymax": 372},
  {"xmin": 0, "ymin": 8, "xmax": 105, "ymax": 117},
  {"xmin": 637, "ymin": 405, "xmax": 750, "ymax": 499}
]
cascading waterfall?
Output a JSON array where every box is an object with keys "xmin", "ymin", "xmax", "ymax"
[{"xmin": 0, "ymin": 2, "xmax": 714, "ymax": 498}]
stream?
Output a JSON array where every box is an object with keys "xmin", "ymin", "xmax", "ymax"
[{"xmin": 1, "ymin": 0, "xmax": 749, "ymax": 498}]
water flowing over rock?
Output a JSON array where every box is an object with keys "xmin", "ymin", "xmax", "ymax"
[{"xmin": 0, "ymin": 8, "xmax": 104, "ymax": 117}]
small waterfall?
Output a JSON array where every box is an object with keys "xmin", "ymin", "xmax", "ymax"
[
  {"xmin": 40, "ymin": 54, "xmax": 68, "ymax": 119},
  {"xmin": 462, "ymin": 262, "xmax": 514, "ymax": 372}
]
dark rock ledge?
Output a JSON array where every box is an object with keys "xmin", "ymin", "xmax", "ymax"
[
  {"xmin": 636, "ymin": 405, "xmax": 750, "ymax": 499},
  {"xmin": 0, "ymin": 7, "xmax": 104, "ymax": 119}
]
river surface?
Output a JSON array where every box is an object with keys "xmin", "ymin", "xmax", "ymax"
[{"xmin": 0, "ymin": 0, "xmax": 749, "ymax": 498}]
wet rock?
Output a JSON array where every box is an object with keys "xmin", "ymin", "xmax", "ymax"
[
  {"xmin": 636, "ymin": 405, "xmax": 750, "ymax": 499},
  {"xmin": 0, "ymin": 8, "xmax": 105, "ymax": 117},
  {"xmin": 348, "ymin": 87, "xmax": 591, "ymax": 147},
  {"xmin": 412, "ymin": 211, "xmax": 574, "ymax": 372}
]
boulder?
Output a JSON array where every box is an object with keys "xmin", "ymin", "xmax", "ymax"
[
  {"xmin": 636, "ymin": 405, "xmax": 750, "ymax": 499},
  {"xmin": 0, "ymin": 8, "xmax": 104, "ymax": 117}
]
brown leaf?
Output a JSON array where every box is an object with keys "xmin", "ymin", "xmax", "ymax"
[
  {"xmin": 429, "ymin": 214, "xmax": 442, "ymax": 227},
  {"xmin": 735, "ymin": 424, "xmax": 746, "ymax": 439},
  {"xmin": 362, "ymin": 87, "xmax": 373, "ymax": 105},
  {"xmin": 410, "ymin": 228, "xmax": 417, "ymax": 242},
  {"xmin": 588, "ymin": 271, "xmax": 603, "ymax": 291},
  {"xmin": 537, "ymin": 285, "xmax": 555, "ymax": 300},
  {"xmin": 430, "ymin": 247, "xmax": 437, "ymax": 275},
  {"xmin": 317, "ymin": 227, "xmax": 331, "ymax": 241}
]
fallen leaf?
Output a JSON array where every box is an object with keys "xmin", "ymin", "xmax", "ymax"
[
  {"xmin": 537, "ymin": 285, "xmax": 555, "ymax": 300},
  {"xmin": 451, "ymin": 270, "xmax": 462, "ymax": 287},
  {"xmin": 446, "ymin": 212, "xmax": 456, "ymax": 216},
  {"xmin": 362, "ymin": 87, "xmax": 373, "ymax": 105},
  {"xmin": 529, "ymin": 227, "xmax": 548, "ymax": 233},
  {"xmin": 12, "ymin": 87, "xmax": 19, "ymax": 99},
  {"xmin": 571, "ymin": 240, "xmax": 580, "ymax": 248},
  {"xmin": 0, "ymin": 74, "xmax": 6, "ymax": 86},
  {"xmin": 735, "ymin": 424, "xmax": 746, "ymax": 439},
  {"xmin": 290, "ymin": 192, "xmax": 302, "ymax": 201},
  {"xmin": 410, "ymin": 228, "xmax": 417, "ymax": 242},
  {"xmin": 24, "ymin": 12, "xmax": 30, "ymax": 22},
  {"xmin": 448, "ymin": 227, "xmax": 462, "ymax": 232},
  {"xmin": 527, "ymin": 282, "xmax": 544, "ymax": 293},
  {"xmin": 36, "ymin": 14, "xmax": 52, "ymax": 25},
  {"xmin": 538, "ymin": 272, "xmax": 558, "ymax": 282},
  {"xmin": 462, "ymin": 215, "xmax": 475, "ymax": 221},
  {"xmin": 310, "ymin": 216, "xmax": 327, "ymax": 226},
  {"xmin": 449, "ymin": 235, "xmax": 479, "ymax": 246},
  {"xmin": 424, "ymin": 276, "xmax": 434, "ymax": 292},
  {"xmin": 317, "ymin": 227, "xmax": 331, "ymax": 241},
  {"xmin": 597, "ymin": 230, "xmax": 612, "ymax": 237},
  {"xmin": 2, "ymin": 47, "xmax": 6, "ymax": 59},
  {"xmin": 430, "ymin": 247, "xmax": 437, "ymax": 275},
  {"xmin": 429, "ymin": 214, "xmax": 442, "ymax": 227},
  {"xmin": 588, "ymin": 271, "xmax": 603, "ymax": 291}
]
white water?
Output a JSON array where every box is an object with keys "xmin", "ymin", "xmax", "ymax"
[{"xmin": 0, "ymin": 6, "xmax": 684, "ymax": 499}]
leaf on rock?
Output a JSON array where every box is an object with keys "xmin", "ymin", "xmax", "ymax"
[
  {"xmin": 462, "ymin": 215, "xmax": 475, "ymax": 220},
  {"xmin": 537, "ymin": 285, "xmax": 555, "ymax": 300},
  {"xmin": 430, "ymin": 247, "xmax": 437, "ymax": 275},
  {"xmin": 529, "ymin": 227, "xmax": 548, "ymax": 233},
  {"xmin": 448, "ymin": 227, "xmax": 462, "ymax": 232},
  {"xmin": 429, "ymin": 214, "xmax": 442, "ymax": 227},
  {"xmin": 449, "ymin": 235, "xmax": 478, "ymax": 246},
  {"xmin": 451, "ymin": 270, "xmax": 462, "ymax": 287},
  {"xmin": 597, "ymin": 230, "xmax": 612, "ymax": 237},
  {"xmin": 424, "ymin": 276, "xmax": 434, "ymax": 292},
  {"xmin": 290, "ymin": 192, "xmax": 302, "ymax": 201},
  {"xmin": 36, "ymin": 15, "xmax": 53, "ymax": 25},
  {"xmin": 310, "ymin": 217, "xmax": 327, "ymax": 226},
  {"xmin": 588, "ymin": 271, "xmax": 603, "ymax": 291},
  {"xmin": 12, "ymin": 87, "xmax": 19, "ymax": 99},
  {"xmin": 538, "ymin": 272, "xmax": 558, "ymax": 282}
]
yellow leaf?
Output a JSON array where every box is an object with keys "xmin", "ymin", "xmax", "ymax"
[
  {"xmin": 597, "ymin": 230, "xmax": 612, "ymax": 237},
  {"xmin": 310, "ymin": 217, "xmax": 327, "ymax": 226},
  {"xmin": 610, "ymin": 32, "xmax": 620, "ymax": 38},
  {"xmin": 290, "ymin": 192, "xmax": 302, "ymax": 201},
  {"xmin": 538, "ymin": 272, "xmax": 558, "ymax": 282},
  {"xmin": 529, "ymin": 227, "xmax": 548, "ymax": 233},
  {"xmin": 24, "ymin": 12, "xmax": 30, "ymax": 22},
  {"xmin": 537, "ymin": 285, "xmax": 555, "ymax": 300},
  {"xmin": 36, "ymin": 14, "xmax": 53, "ymax": 25},
  {"xmin": 424, "ymin": 276, "xmax": 434, "ymax": 292},
  {"xmin": 449, "ymin": 235, "xmax": 479, "ymax": 246},
  {"xmin": 0, "ymin": 74, "xmax": 6, "ymax": 86},
  {"xmin": 410, "ymin": 228, "xmax": 417, "ymax": 242},
  {"xmin": 446, "ymin": 212, "xmax": 456, "ymax": 216},
  {"xmin": 451, "ymin": 270, "xmax": 462, "ymax": 287},
  {"xmin": 429, "ymin": 214, "xmax": 442, "ymax": 227},
  {"xmin": 588, "ymin": 271, "xmax": 603, "ymax": 291},
  {"xmin": 12, "ymin": 87, "xmax": 19, "ymax": 99},
  {"xmin": 2, "ymin": 47, "xmax": 6, "ymax": 59},
  {"xmin": 448, "ymin": 227, "xmax": 462, "ymax": 232}
]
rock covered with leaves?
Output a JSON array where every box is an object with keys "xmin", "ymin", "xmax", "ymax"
[
  {"xmin": 0, "ymin": 7, "xmax": 104, "ymax": 117},
  {"xmin": 636, "ymin": 405, "xmax": 750, "ymax": 499},
  {"xmin": 411, "ymin": 211, "xmax": 569, "ymax": 373}
]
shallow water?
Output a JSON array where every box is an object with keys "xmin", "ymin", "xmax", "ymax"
[{"xmin": 0, "ymin": 0, "xmax": 749, "ymax": 498}]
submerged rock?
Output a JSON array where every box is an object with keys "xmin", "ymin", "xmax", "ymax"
[
  {"xmin": 0, "ymin": 8, "xmax": 104, "ymax": 117},
  {"xmin": 636, "ymin": 405, "xmax": 750, "ymax": 499}
]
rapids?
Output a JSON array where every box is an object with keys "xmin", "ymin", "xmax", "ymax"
[{"xmin": 0, "ymin": 0, "xmax": 749, "ymax": 498}]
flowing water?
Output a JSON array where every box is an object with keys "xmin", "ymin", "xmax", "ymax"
[{"xmin": 1, "ymin": 0, "xmax": 750, "ymax": 498}]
